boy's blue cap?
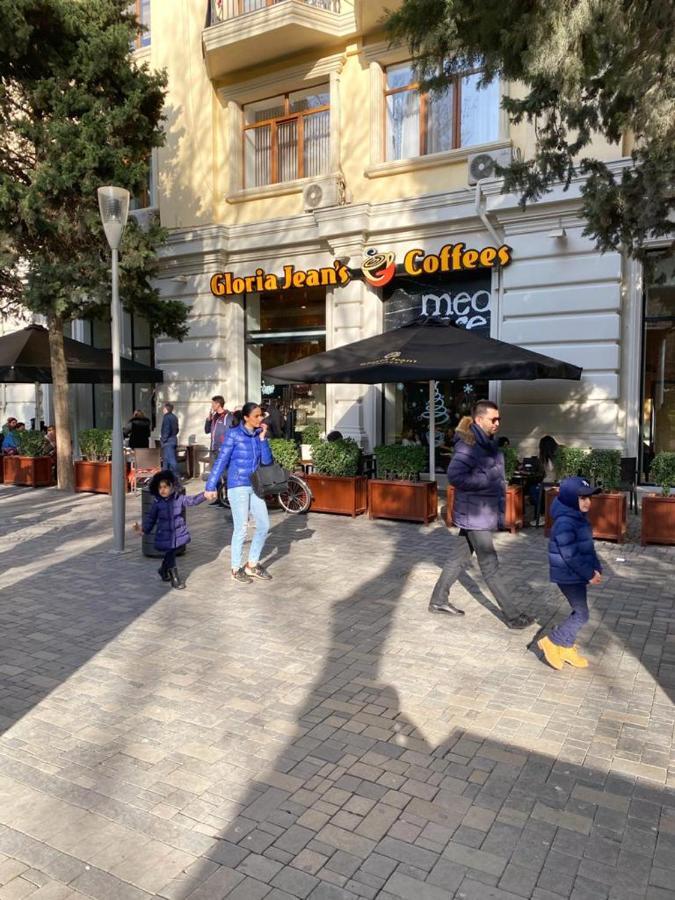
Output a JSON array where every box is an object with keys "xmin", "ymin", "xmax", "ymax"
[{"xmin": 559, "ymin": 475, "xmax": 601, "ymax": 509}]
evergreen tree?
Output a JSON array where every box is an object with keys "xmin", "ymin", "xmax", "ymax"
[
  {"xmin": 386, "ymin": 0, "xmax": 675, "ymax": 255},
  {"xmin": 0, "ymin": 0, "xmax": 188, "ymax": 490}
]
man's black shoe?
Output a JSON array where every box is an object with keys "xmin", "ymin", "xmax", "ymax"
[
  {"xmin": 428, "ymin": 602, "xmax": 465, "ymax": 616},
  {"xmin": 505, "ymin": 613, "xmax": 535, "ymax": 630}
]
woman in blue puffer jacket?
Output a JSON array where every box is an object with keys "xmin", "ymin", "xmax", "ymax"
[
  {"xmin": 538, "ymin": 476, "xmax": 603, "ymax": 671},
  {"xmin": 205, "ymin": 402, "xmax": 273, "ymax": 584}
]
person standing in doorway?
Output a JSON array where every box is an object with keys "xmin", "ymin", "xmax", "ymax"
[
  {"xmin": 204, "ymin": 401, "xmax": 273, "ymax": 584},
  {"xmin": 160, "ymin": 402, "xmax": 180, "ymax": 477},
  {"xmin": 429, "ymin": 400, "xmax": 534, "ymax": 630},
  {"xmin": 124, "ymin": 409, "xmax": 151, "ymax": 449}
]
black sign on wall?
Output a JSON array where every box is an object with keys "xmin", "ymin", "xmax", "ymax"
[{"xmin": 383, "ymin": 271, "xmax": 492, "ymax": 335}]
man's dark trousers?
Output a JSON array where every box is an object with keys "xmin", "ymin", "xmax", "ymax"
[
  {"xmin": 162, "ymin": 442, "xmax": 179, "ymax": 476},
  {"xmin": 431, "ymin": 529, "xmax": 516, "ymax": 620}
]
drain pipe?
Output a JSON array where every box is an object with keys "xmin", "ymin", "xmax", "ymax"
[{"xmin": 474, "ymin": 180, "xmax": 503, "ymax": 247}]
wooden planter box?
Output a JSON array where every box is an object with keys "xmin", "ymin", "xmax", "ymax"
[
  {"xmin": 544, "ymin": 487, "xmax": 627, "ymax": 542},
  {"xmin": 305, "ymin": 473, "xmax": 368, "ymax": 517},
  {"xmin": 641, "ymin": 495, "xmax": 675, "ymax": 546},
  {"xmin": 74, "ymin": 460, "xmax": 130, "ymax": 495},
  {"xmin": 445, "ymin": 484, "xmax": 523, "ymax": 533},
  {"xmin": 3, "ymin": 455, "xmax": 54, "ymax": 487},
  {"xmin": 368, "ymin": 479, "xmax": 437, "ymax": 524}
]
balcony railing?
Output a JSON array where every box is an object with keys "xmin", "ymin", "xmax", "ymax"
[{"xmin": 207, "ymin": 0, "xmax": 340, "ymax": 26}]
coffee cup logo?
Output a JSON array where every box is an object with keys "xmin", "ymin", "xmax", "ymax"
[{"xmin": 361, "ymin": 248, "xmax": 396, "ymax": 288}]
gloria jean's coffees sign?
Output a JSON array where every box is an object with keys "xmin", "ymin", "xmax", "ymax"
[{"xmin": 210, "ymin": 242, "xmax": 512, "ymax": 298}]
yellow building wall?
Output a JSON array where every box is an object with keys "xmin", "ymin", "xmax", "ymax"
[{"xmin": 145, "ymin": 6, "xmax": 624, "ymax": 232}]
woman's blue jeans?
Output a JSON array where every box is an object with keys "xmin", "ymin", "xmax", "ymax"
[{"xmin": 228, "ymin": 486, "xmax": 270, "ymax": 570}]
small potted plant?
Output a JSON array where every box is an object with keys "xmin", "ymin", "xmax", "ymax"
[
  {"xmin": 305, "ymin": 437, "xmax": 367, "ymax": 516},
  {"xmin": 369, "ymin": 444, "xmax": 436, "ymax": 523},
  {"xmin": 641, "ymin": 452, "xmax": 675, "ymax": 546},
  {"xmin": 544, "ymin": 446, "xmax": 590, "ymax": 534},
  {"xmin": 299, "ymin": 423, "xmax": 322, "ymax": 463},
  {"xmin": 2, "ymin": 430, "xmax": 53, "ymax": 487},
  {"xmin": 75, "ymin": 428, "xmax": 128, "ymax": 494},
  {"xmin": 582, "ymin": 449, "xmax": 627, "ymax": 542}
]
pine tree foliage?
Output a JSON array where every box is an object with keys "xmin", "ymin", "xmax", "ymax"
[
  {"xmin": 386, "ymin": 0, "xmax": 675, "ymax": 255},
  {"xmin": 0, "ymin": 0, "xmax": 187, "ymax": 337}
]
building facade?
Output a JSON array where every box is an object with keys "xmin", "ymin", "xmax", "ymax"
[{"xmin": 3, "ymin": 0, "xmax": 672, "ymax": 480}]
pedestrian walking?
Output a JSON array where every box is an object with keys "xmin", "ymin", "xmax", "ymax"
[
  {"xmin": 204, "ymin": 401, "xmax": 273, "ymax": 584},
  {"xmin": 133, "ymin": 470, "xmax": 205, "ymax": 590},
  {"xmin": 160, "ymin": 402, "xmax": 180, "ymax": 476},
  {"xmin": 205, "ymin": 395, "xmax": 234, "ymax": 452},
  {"xmin": 538, "ymin": 476, "xmax": 602, "ymax": 669},
  {"xmin": 429, "ymin": 400, "xmax": 534, "ymax": 629}
]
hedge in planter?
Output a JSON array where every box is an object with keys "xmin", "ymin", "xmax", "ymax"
[
  {"xmin": 642, "ymin": 452, "xmax": 675, "ymax": 546},
  {"xmin": 2, "ymin": 430, "xmax": 54, "ymax": 487},
  {"xmin": 299, "ymin": 423, "xmax": 322, "ymax": 461},
  {"xmin": 269, "ymin": 439, "xmax": 299, "ymax": 472},
  {"xmin": 75, "ymin": 428, "xmax": 128, "ymax": 494},
  {"xmin": 369, "ymin": 444, "xmax": 436, "ymax": 523},
  {"xmin": 305, "ymin": 438, "xmax": 367, "ymax": 516}
]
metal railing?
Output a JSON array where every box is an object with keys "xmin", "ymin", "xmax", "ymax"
[{"xmin": 207, "ymin": 0, "xmax": 340, "ymax": 26}]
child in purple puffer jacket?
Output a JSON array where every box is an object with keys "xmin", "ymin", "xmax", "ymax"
[{"xmin": 133, "ymin": 470, "xmax": 205, "ymax": 590}]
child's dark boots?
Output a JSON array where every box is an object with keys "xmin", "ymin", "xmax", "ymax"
[{"xmin": 168, "ymin": 567, "xmax": 186, "ymax": 590}]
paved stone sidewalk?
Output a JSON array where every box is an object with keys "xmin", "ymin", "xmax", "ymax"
[{"xmin": 0, "ymin": 483, "xmax": 673, "ymax": 900}]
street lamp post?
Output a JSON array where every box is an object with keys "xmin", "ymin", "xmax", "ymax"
[{"xmin": 97, "ymin": 186, "xmax": 130, "ymax": 553}]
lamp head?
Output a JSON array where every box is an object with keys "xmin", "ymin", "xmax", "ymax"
[{"xmin": 97, "ymin": 186, "xmax": 130, "ymax": 250}]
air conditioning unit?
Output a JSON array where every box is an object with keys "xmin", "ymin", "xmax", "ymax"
[
  {"xmin": 467, "ymin": 147, "xmax": 513, "ymax": 185},
  {"xmin": 129, "ymin": 207, "xmax": 159, "ymax": 231},
  {"xmin": 303, "ymin": 175, "xmax": 346, "ymax": 212}
]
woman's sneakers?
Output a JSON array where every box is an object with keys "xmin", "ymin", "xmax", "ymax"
[
  {"xmin": 538, "ymin": 637, "xmax": 589, "ymax": 669},
  {"xmin": 231, "ymin": 565, "xmax": 272, "ymax": 583},
  {"xmin": 245, "ymin": 563, "xmax": 272, "ymax": 581},
  {"xmin": 232, "ymin": 568, "xmax": 253, "ymax": 584}
]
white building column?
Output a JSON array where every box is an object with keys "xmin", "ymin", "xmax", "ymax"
[{"xmin": 325, "ymin": 278, "xmax": 382, "ymax": 451}]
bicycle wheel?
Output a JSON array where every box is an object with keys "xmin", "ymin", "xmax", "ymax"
[{"xmin": 278, "ymin": 474, "xmax": 312, "ymax": 514}]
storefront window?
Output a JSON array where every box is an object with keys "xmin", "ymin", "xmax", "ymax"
[
  {"xmin": 243, "ymin": 86, "xmax": 330, "ymax": 188},
  {"xmin": 246, "ymin": 286, "xmax": 327, "ymax": 438},
  {"xmin": 385, "ymin": 62, "xmax": 499, "ymax": 161},
  {"xmin": 641, "ymin": 255, "xmax": 675, "ymax": 481},
  {"xmin": 383, "ymin": 270, "xmax": 493, "ymax": 472}
]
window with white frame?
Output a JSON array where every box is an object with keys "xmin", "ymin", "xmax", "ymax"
[
  {"xmin": 129, "ymin": 0, "xmax": 151, "ymax": 49},
  {"xmin": 243, "ymin": 85, "xmax": 330, "ymax": 188},
  {"xmin": 384, "ymin": 62, "xmax": 500, "ymax": 161}
]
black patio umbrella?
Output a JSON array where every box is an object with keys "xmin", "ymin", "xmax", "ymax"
[
  {"xmin": 0, "ymin": 324, "xmax": 163, "ymax": 384},
  {"xmin": 264, "ymin": 316, "xmax": 581, "ymax": 474}
]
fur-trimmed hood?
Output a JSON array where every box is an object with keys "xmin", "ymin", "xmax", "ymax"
[
  {"xmin": 149, "ymin": 469, "xmax": 179, "ymax": 497},
  {"xmin": 453, "ymin": 416, "xmax": 475, "ymax": 446}
]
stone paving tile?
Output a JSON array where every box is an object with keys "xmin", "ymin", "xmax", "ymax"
[{"xmin": 1, "ymin": 486, "xmax": 674, "ymax": 899}]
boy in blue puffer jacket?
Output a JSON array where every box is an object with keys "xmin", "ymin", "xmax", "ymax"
[
  {"xmin": 538, "ymin": 476, "xmax": 602, "ymax": 670},
  {"xmin": 133, "ymin": 470, "xmax": 205, "ymax": 591}
]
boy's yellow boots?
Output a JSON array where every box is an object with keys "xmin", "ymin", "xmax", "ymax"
[
  {"xmin": 538, "ymin": 637, "xmax": 589, "ymax": 670},
  {"xmin": 559, "ymin": 645, "xmax": 589, "ymax": 668}
]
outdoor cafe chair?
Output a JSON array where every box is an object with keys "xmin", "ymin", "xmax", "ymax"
[{"xmin": 129, "ymin": 447, "xmax": 162, "ymax": 494}]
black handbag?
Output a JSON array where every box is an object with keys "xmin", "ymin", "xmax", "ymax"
[{"xmin": 250, "ymin": 462, "xmax": 288, "ymax": 498}]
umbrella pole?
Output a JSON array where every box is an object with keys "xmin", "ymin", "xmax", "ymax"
[{"xmin": 428, "ymin": 380, "xmax": 435, "ymax": 480}]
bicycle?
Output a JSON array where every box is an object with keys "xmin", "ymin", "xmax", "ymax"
[{"xmin": 216, "ymin": 470, "xmax": 312, "ymax": 515}]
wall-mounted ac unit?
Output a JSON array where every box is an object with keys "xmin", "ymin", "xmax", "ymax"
[
  {"xmin": 303, "ymin": 175, "xmax": 346, "ymax": 212},
  {"xmin": 467, "ymin": 147, "xmax": 513, "ymax": 185},
  {"xmin": 129, "ymin": 207, "xmax": 159, "ymax": 231}
]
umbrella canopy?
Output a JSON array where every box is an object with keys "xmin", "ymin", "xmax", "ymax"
[
  {"xmin": 263, "ymin": 317, "xmax": 582, "ymax": 384},
  {"xmin": 0, "ymin": 324, "xmax": 163, "ymax": 384}
]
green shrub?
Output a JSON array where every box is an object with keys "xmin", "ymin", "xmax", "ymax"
[
  {"xmin": 554, "ymin": 445, "xmax": 589, "ymax": 480},
  {"xmin": 373, "ymin": 444, "xmax": 426, "ymax": 480},
  {"xmin": 301, "ymin": 423, "xmax": 322, "ymax": 447},
  {"xmin": 501, "ymin": 446, "xmax": 520, "ymax": 482},
  {"xmin": 269, "ymin": 438, "xmax": 299, "ymax": 471},
  {"xmin": 583, "ymin": 449, "xmax": 621, "ymax": 491},
  {"xmin": 16, "ymin": 430, "xmax": 49, "ymax": 457},
  {"xmin": 311, "ymin": 438, "xmax": 361, "ymax": 477},
  {"xmin": 650, "ymin": 452, "xmax": 675, "ymax": 496},
  {"xmin": 78, "ymin": 428, "xmax": 113, "ymax": 461}
]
